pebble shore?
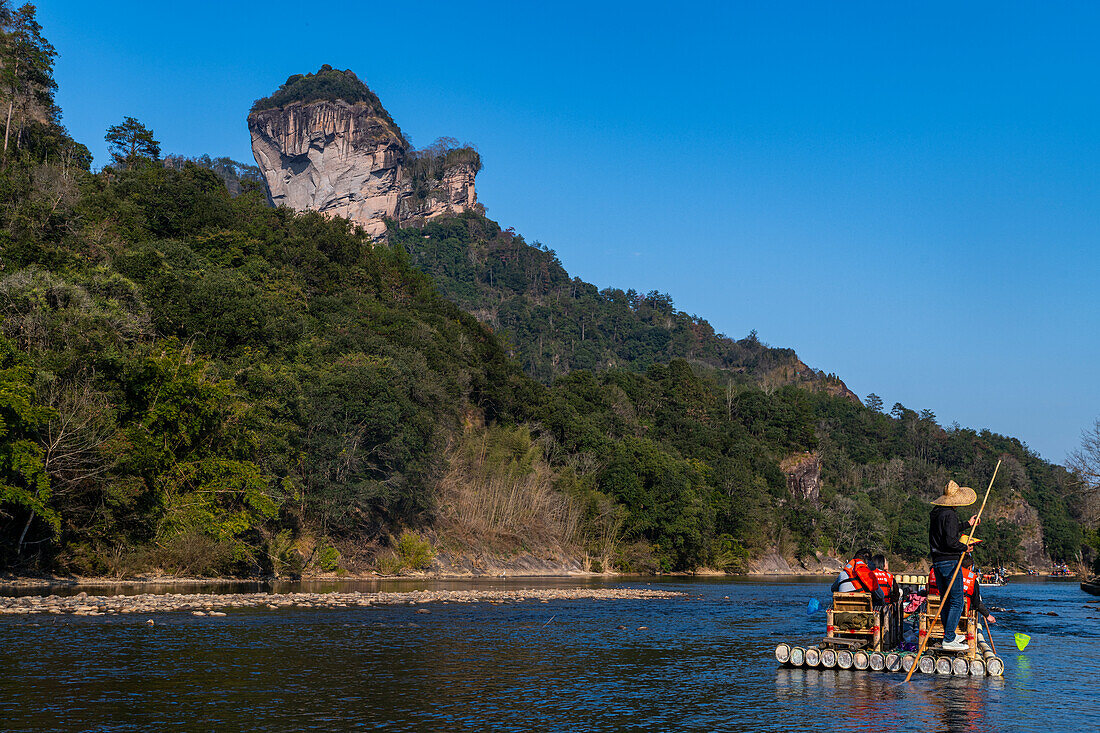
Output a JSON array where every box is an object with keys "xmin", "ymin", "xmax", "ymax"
[{"xmin": 0, "ymin": 587, "xmax": 683, "ymax": 616}]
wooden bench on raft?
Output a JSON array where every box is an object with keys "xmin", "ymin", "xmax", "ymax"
[
  {"xmin": 920, "ymin": 587, "xmax": 979, "ymax": 659},
  {"xmin": 823, "ymin": 592, "xmax": 899, "ymax": 651}
]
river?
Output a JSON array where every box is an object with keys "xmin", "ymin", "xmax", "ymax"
[{"xmin": 1, "ymin": 576, "xmax": 1097, "ymax": 732}]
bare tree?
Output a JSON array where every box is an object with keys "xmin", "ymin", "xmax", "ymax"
[
  {"xmin": 1068, "ymin": 419, "xmax": 1100, "ymax": 524},
  {"xmin": 38, "ymin": 377, "xmax": 117, "ymax": 517}
]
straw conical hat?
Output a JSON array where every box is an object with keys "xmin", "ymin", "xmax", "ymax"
[{"xmin": 931, "ymin": 480, "xmax": 977, "ymax": 507}]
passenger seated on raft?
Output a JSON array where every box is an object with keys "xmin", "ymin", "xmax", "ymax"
[
  {"xmin": 927, "ymin": 553, "xmax": 996, "ymax": 627},
  {"xmin": 871, "ymin": 553, "xmax": 899, "ymax": 603},
  {"xmin": 831, "ymin": 548, "xmax": 885, "ymax": 607}
]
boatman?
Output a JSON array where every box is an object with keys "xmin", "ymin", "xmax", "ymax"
[
  {"xmin": 831, "ymin": 548, "xmax": 885, "ymax": 607},
  {"xmin": 929, "ymin": 479, "xmax": 980, "ymax": 652}
]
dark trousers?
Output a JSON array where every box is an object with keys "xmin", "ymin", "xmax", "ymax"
[{"xmin": 932, "ymin": 559, "xmax": 965, "ymax": 640}]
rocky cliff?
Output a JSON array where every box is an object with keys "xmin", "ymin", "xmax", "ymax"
[
  {"xmin": 780, "ymin": 451, "xmax": 821, "ymax": 502},
  {"xmin": 991, "ymin": 493, "xmax": 1049, "ymax": 568},
  {"xmin": 248, "ymin": 68, "xmax": 479, "ymax": 238}
]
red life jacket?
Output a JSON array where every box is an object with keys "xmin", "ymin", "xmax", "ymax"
[
  {"xmin": 928, "ymin": 566, "xmax": 976, "ymax": 612},
  {"xmin": 872, "ymin": 568, "xmax": 893, "ymax": 595},
  {"xmin": 841, "ymin": 559, "xmax": 878, "ymax": 594}
]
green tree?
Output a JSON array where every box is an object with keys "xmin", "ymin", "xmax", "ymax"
[
  {"xmin": 1, "ymin": 2, "xmax": 58, "ymax": 160},
  {"xmin": 105, "ymin": 116, "xmax": 160, "ymax": 169},
  {"xmin": 865, "ymin": 393, "xmax": 883, "ymax": 413},
  {"xmin": 0, "ymin": 335, "xmax": 60, "ymax": 557},
  {"xmin": 113, "ymin": 342, "xmax": 276, "ymax": 565}
]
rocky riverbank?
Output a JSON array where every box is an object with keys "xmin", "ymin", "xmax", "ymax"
[{"xmin": 0, "ymin": 587, "xmax": 683, "ymax": 616}]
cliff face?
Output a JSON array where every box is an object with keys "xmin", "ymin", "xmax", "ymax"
[
  {"xmin": 991, "ymin": 493, "xmax": 1049, "ymax": 568},
  {"xmin": 780, "ymin": 451, "xmax": 821, "ymax": 502},
  {"xmin": 248, "ymin": 99, "xmax": 478, "ymax": 238}
]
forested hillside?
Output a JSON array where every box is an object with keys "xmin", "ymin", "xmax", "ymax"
[
  {"xmin": 393, "ymin": 214, "xmax": 853, "ymax": 396},
  {"xmin": 0, "ymin": 5, "xmax": 1092, "ymax": 578}
]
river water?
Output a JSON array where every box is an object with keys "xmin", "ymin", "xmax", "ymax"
[{"xmin": 1, "ymin": 577, "xmax": 1097, "ymax": 732}]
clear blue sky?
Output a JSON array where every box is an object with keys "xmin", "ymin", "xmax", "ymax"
[{"xmin": 41, "ymin": 1, "xmax": 1100, "ymax": 463}]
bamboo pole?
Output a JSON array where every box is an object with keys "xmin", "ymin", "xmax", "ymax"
[{"xmin": 904, "ymin": 459, "xmax": 1001, "ymax": 683}]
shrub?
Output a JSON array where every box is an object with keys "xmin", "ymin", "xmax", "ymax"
[
  {"xmin": 374, "ymin": 530, "xmax": 435, "ymax": 575},
  {"xmin": 269, "ymin": 530, "xmax": 304, "ymax": 577},
  {"xmin": 374, "ymin": 553, "xmax": 405, "ymax": 576},
  {"xmin": 154, "ymin": 531, "xmax": 235, "ymax": 576},
  {"xmin": 395, "ymin": 531, "xmax": 435, "ymax": 570},
  {"xmin": 315, "ymin": 544, "xmax": 341, "ymax": 572}
]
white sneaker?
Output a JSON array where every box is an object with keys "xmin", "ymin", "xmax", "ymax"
[{"xmin": 942, "ymin": 634, "xmax": 968, "ymax": 652}]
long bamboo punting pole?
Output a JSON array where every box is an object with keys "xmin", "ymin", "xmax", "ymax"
[{"xmin": 904, "ymin": 459, "xmax": 1001, "ymax": 684}]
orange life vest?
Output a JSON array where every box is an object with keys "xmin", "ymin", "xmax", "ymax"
[
  {"xmin": 872, "ymin": 568, "xmax": 893, "ymax": 595},
  {"xmin": 840, "ymin": 558, "xmax": 878, "ymax": 594}
]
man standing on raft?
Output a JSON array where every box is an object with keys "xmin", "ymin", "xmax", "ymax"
[{"xmin": 929, "ymin": 480, "xmax": 980, "ymax": 652}]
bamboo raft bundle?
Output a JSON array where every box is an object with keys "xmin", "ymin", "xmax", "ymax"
[{"xmin": 775, "ymin": 642, "xmax": 1003, "ymax": 677}]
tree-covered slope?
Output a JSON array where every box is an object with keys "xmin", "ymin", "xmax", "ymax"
[
  {"xmin": 1, "ymin": 150, "xmax": 545, "ymax": 571},
  {"xmin": 0, "ymin": 11, "xmax": 1089, "ymax": 577},
  {"xmin": 392, "ymin": 214, "xmax": 854, "ymax": 399}
]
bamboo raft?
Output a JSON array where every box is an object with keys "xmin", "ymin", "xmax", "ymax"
[{"xmin": 775, "ymin": 574, "xmax": 1004, "ymax": 677}]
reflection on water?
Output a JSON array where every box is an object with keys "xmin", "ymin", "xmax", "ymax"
[
  {"xmin": 0, "ymin": 578, "xmax": 1096, "ymax": 732},
  {"xmin": 776, "ymin": 668, "xmax": 1006, "ymax": 733}
]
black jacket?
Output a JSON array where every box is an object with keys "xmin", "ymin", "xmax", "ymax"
[{"xmin": 929, "ymin": 506, "xmax": 972, "ymax": 564}]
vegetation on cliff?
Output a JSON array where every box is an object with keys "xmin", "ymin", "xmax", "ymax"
[
  {"xmin": 405, "ymin": 137, "xmax": 482, "ymax": 206},
  {"xmin": 0, "ymin": 15, "xmax": 1091, "ymax": 576},
  {"xmin": 249, "ymin": 65, "xmax": 405, "ymax": 142}
]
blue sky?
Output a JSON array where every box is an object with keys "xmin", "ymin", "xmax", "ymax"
[{"xmin": 41, "ymin": 1, "xmax": 1100, "ymax": 462}]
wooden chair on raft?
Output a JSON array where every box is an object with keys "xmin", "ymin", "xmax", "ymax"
[
  {"xmin": 823, "ymin": 592, "xmax": 900, "ymax": 651},
  {"xmin": 919, "ymin": 580, "xmax": 979, "ymax": 659}
]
